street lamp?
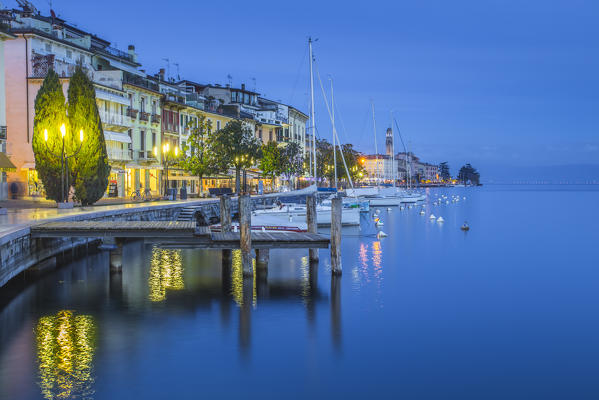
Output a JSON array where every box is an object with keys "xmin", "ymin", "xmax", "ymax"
[
  {"xmin": 44, "ymin": 124, "xmax": 84, "ymax": 204},
  {"xmin": 160, "ymin": 143, "xmax": 179, "ymax": 197}
]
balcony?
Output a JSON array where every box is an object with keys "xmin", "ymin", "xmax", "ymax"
[
  {"xmin": 151, "ymin": 114, "xmax": 161, "ymax": 124},
  {"xmin": 107, "ymin": 148, "xmax": 133, "ymax": 161},
  {"xmin": 0, "ymin": 126, "xmax": 6, "ymax": 141},
  {"xmin": 99, "ymin": 111, "xmax": 128, "ymax": 127},
  {"xmin": 139, "ymin": 112, "xmax": 149, "ymax": 122},
  {"xmin": 138, "ymin": 150, "xmax": 157, "ymax": 162},
  {"xmin": 127, "ymin": 107, "xmax": 138, "ymax": 119}
]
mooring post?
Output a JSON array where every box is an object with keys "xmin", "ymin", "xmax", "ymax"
[
  {"xmin": 220, "ymin": 194, "xmax": 232, "ymax": 261},
  {"xmin": 330, "ymin": 196, "xmax": 342, "ymax": 275},
  {"xmin": 220, "ymin": 194, "xmax": 232, "ymax": 232},
  {"xmin": 108, "ymin": 238, "xmax": 123, "ymax": 273},
  {"xmin": 306, "ymin": 194, "xmax": 319, "ymax": 262},
  {"xmin": 239, "ymin": 194, "xmax": 253, "ymax": 276},
  {"xmin": 256, "ymin": 248, "xmax": 269, "ymax": 272}
]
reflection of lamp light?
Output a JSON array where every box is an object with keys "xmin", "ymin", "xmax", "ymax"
[
  {"xmin": 36, "ymin": 310, "xmax": 96, "ymax": 400},
  {"xmin": 174, "ymin": 146, "xmax": 179, "ymax": 156}
]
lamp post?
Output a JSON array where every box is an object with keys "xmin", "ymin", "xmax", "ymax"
[
  {"xmin": 158, "ymin": 143, "xmax": 179, "ymax": 198},
  {"xmin": 44, "ymin": 124, "xmax": 84, "ymax": 204}
]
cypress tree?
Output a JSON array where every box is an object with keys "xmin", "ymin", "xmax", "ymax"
[
  {"xmin": 32, "ymin": 69, "xmax": 68, "ymax": 202},
  {"xmin": 67, "ymin": 66, "xmax": 110, "ymax": 205}
]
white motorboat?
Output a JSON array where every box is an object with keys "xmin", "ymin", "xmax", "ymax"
[{"xmin": 253, "ymin": 202, "xmax": 361, "ymax": 226}]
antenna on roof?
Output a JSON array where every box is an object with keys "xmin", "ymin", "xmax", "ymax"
[
  {"xmin": 162, "ymin": 58, "xmax": 170, "ymax": 81},
  {"xmin": 173, "ymin": 63, "xmax": 180, "ymax": 81},
  {"xmin": 252, "ymin": 77, "xmax": 256, "ymax": 92},
  {"xmin": 16, "ymin": 0, "xmax": 38, "ymax": 14},
  {"xmin": 227, "ymin": 74, "xmax": 232, "ymax": 86}
]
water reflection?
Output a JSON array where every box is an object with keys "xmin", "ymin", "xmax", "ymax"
[
  {"xmin": 35, "ymin": 310, "xmax": 96, "ymax": 400},
  {"xmin": 231, "ymin": 250, "xmax": 256, "ymax": 307},
  {"xmin": 148, "ymin": 248, "xmax": 184, "ymax": 302}
]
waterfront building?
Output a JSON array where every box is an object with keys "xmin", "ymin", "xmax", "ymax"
[
  {"xmin": 362, "ymin": 154, "xmax": 395, "ymax": 183},
  {"xmin": 0, "ymin": 27, "xmax": 15, "ymax": 200},
  {"xmin": 122, "ymin": 69, "xmax": 162, "ymax": 197}
]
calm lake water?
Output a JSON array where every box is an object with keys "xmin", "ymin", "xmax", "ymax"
[{"xmin": 1, "ymin": 185, "xmax": 598, "ymax": 399}]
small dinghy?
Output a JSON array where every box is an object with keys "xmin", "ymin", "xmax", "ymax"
[{"xmin": 461, "ymin": 222, "xmax": 470, "ymax": 231}]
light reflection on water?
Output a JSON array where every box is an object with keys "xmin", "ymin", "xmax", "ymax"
[
  {"xmin": 35, "ymin": 311, "xmax": 96, "ymax": 400},
  {"xmin": 148, "ymin": 248, "xmax": 184, "ymax": 302}
]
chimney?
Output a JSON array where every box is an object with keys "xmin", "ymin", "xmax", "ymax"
[
  {"xmin": 128, "ymin": 44, "xmax": 137, "ymax": 63},
  {"xmin": 241, "ymin": 83, "xmax": 245, "ymax": 90},
  {"xmin": 159, "ymin": 68, "xmax": 165, "ymax": 81}
]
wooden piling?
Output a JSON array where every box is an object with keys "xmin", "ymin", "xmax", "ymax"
[
  {"xmin": 330, "ymin": 196, "xmax": 342, "ymax": 275},
  {"xmin": 220, "ymin": 195, "xmax": 232, "ymax": 233},
  {"xmin": 306, "ymin": 194, "xmax": 319, "ymax": 262},
  {"xmin": 220, "ymin": 195, "xmax": 232, "ymax": 261},
  {"xmin": 239, "ymin": 194, "xmax": 253, "ymax": 276},
  {"xmin": 256, "ymin": 248, "xmax": 270, "ymax": 271}
]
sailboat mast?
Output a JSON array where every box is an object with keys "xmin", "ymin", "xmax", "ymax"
[
  {"xmin": 390, "ymin": 110, "xmax": 395, "ymax": 188},
  {"xmin": 331, "ymin": 77, "xmax": 337, "ymax": 189},
  {"xmin": 371, "ymin": 101, "xmax": 378, "ymax": 186},
  {"xmin": 309, "ymin": 38, "xmax": 317, "ymax": 186}
]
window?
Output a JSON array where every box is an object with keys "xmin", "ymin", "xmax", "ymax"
[
  {"xmin": 152, "ymin": 131, "xmax": 156, "ymax": 148},
  {"xmin": 140, "ymin": 130, "xmax": 145, "ymax": 150},
  {"xmin": 66, "ymin": 50, "xmax": 72, "ymax": 59},
  {"xmin": 140, "ymin": 97, "xmax": 145, "ymax": 113},
  {"xmin": 258, "ymin": 129, "xmax": 262, "ymax": 139},
  {"xmin": 152, "ymin": 100, "xmax": 156, "ymax": 114},
  {"xmin": 45, "ymin": 43, "xmax": 52, "ymax": 52},
  {"xmin": 269, "ymin": 130, "xmax": 273, "ymax": 142}
]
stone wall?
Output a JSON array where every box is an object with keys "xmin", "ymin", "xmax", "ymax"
[{"xmin": 0, "ymin": 193, "xmax": 291, "ymax": 287}]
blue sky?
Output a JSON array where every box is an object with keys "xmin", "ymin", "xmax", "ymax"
[{"xmin": 14, "ymin": 0, "xmax": 598, "ymax": 178}]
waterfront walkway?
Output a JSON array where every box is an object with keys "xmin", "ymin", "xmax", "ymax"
[{"xmin": 0, "ymin": 198, "xmax": 215, "ymax": 236}]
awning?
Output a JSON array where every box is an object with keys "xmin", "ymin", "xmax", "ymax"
[
  {"xmin": 95, "ymin": 89, "xmax": 130, "ymax": 106},
  {"xmin": 104, "ymin": 131, "xmax": 131, "ymax": 143},
  {"xmin": 0, "ymin": 152, "xmax": 16, "ymax": 172},
  {"xmin": 21, "ymin": 162, "xmax": 36, "ymax": 170}
]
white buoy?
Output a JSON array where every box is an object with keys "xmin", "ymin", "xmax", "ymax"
[
  {"xmin": 429, "ymin": 214, "xmax": 436, "ymax": 219},
  {"xmin": 419, "ymin": 210, "xmax": 425, "ymax": 215},
  {"xmin": 387, "ymin": 208, "xmax": 392, "ymax": 212},
  {"xmin": 400, "ymin": 206, "xmax": 404, "ymax": 210},
  {"xmin": 375, "ymin": 209, "xmax": 381, "ymax": 214},
  {"xmin": 437, "ymin": 216, "xmax": 444, "ymax": 223},
  {"xmin": 446, "ymin": 201, "xmax": 449, "ymax": 204},
  {"xmin": 463, "ymin": 196, "xmax": 466, "ymax": 200},
  {"xmin": 377, "ymin": 231, "xmax": 388, "ymax": 238},
  {"xmin": 376, "ymin": 220, "xmax": 384, "ymax": 226}
]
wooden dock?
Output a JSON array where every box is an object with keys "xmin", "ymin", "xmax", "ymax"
[{"xmin": 30, "ymin": 221, "xmax": 329, "ymax": 249}]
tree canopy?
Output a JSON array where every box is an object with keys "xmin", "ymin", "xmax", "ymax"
[
  {"xmin": 179, "ymin": 115, "xmax": 221, "ymax": 195},
  {"xmin": 279, "ymin": 142, "xmax": 303, "ymax": 189},
  {"xmin": 439, "ymin": 162, "xmax": 451, "ymax": 181},
  {"xmin": 32, "ymin": 69, "xmax": 68, "ymax": 202},
  {"xmin": 212, "ymin": 120, "xmax": 262, "ymax": 193},
  {"xmin": 458, "ymin": 163, "xmax": 481, "ymax": 185},
  {"xmin": 67, "ymin": 66, "xmax": 110, "ymax": 205}
]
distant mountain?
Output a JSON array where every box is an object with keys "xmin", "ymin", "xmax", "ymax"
[{"xmin": 477, "ymin": 164, "xmax": 599, "ymax": 184}]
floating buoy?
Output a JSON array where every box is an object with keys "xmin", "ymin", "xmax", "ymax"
[
  {"xmin": 376, "ymin": 221, "xmax": 384, "ymax": 226},
  {"xmin": 377, "ymin": 231, "xmax": 388, "ymax": 238},
  {"xmin": 429, "ymin": 214, "xmax": 436, "ymax": 220},
  {"xmin": 400, "ymin": 206, "xmax": 404, "ymax": 210},
  {"xmin": 463, "ymin": 196, "xmax": 466, "ymax": 200},
  {"xmin": 446, "ymin": 201, "xmax": 449, "ymax": 204},
  {"xmin": 387, "ymin": 208, "xmax": 392, "ymax": 212},
  {"xmin": 437, "ymin": 216, "xmax": 444, "ymax": 223},
  {"xmin": 375, "ymin": 209, "xmax": 381, "ymax": 214},
  {"xmin": 461, "ymin": 222, "xmax": 470, "ymax": 231},
  {"xmin": 419, "ymin": 210, "xmax": 425, "ymax": 215}
]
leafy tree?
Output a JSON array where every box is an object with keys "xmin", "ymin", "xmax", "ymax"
[
  {"xmin": 259, "ymin": 141, "xmax": 281, "ymax": 189},
  {"xmin": 212, "ymin": 120, "xmax": 262, "ymax": 193},
  {"xmin": 439, "ymin": 161, "xmax": 451, "ymax": 181},
  {"xmin": 458, "ymin": 163, "xmax": 480, "ymax": 185},
  {"xmin": 338, "ymin": 143, "xmax": 363, "ymax": 184},
  {"xmin": 179, "ymin": 115, "xmax": 220, "ymax": 195},
  {"xmin": 279, "ymin": 142, "xmax": 303, "ymax": 189},
  {"xmin": 314, "ymin": 138, "xmax": 334, "ymax": 186},
  {"xmin": 67, "ymin": 66, "xmax": 110, "ymax": 205},
  {"xmin": 32, "ymin": 69, "xmax": 68, "ymax": 202}
]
